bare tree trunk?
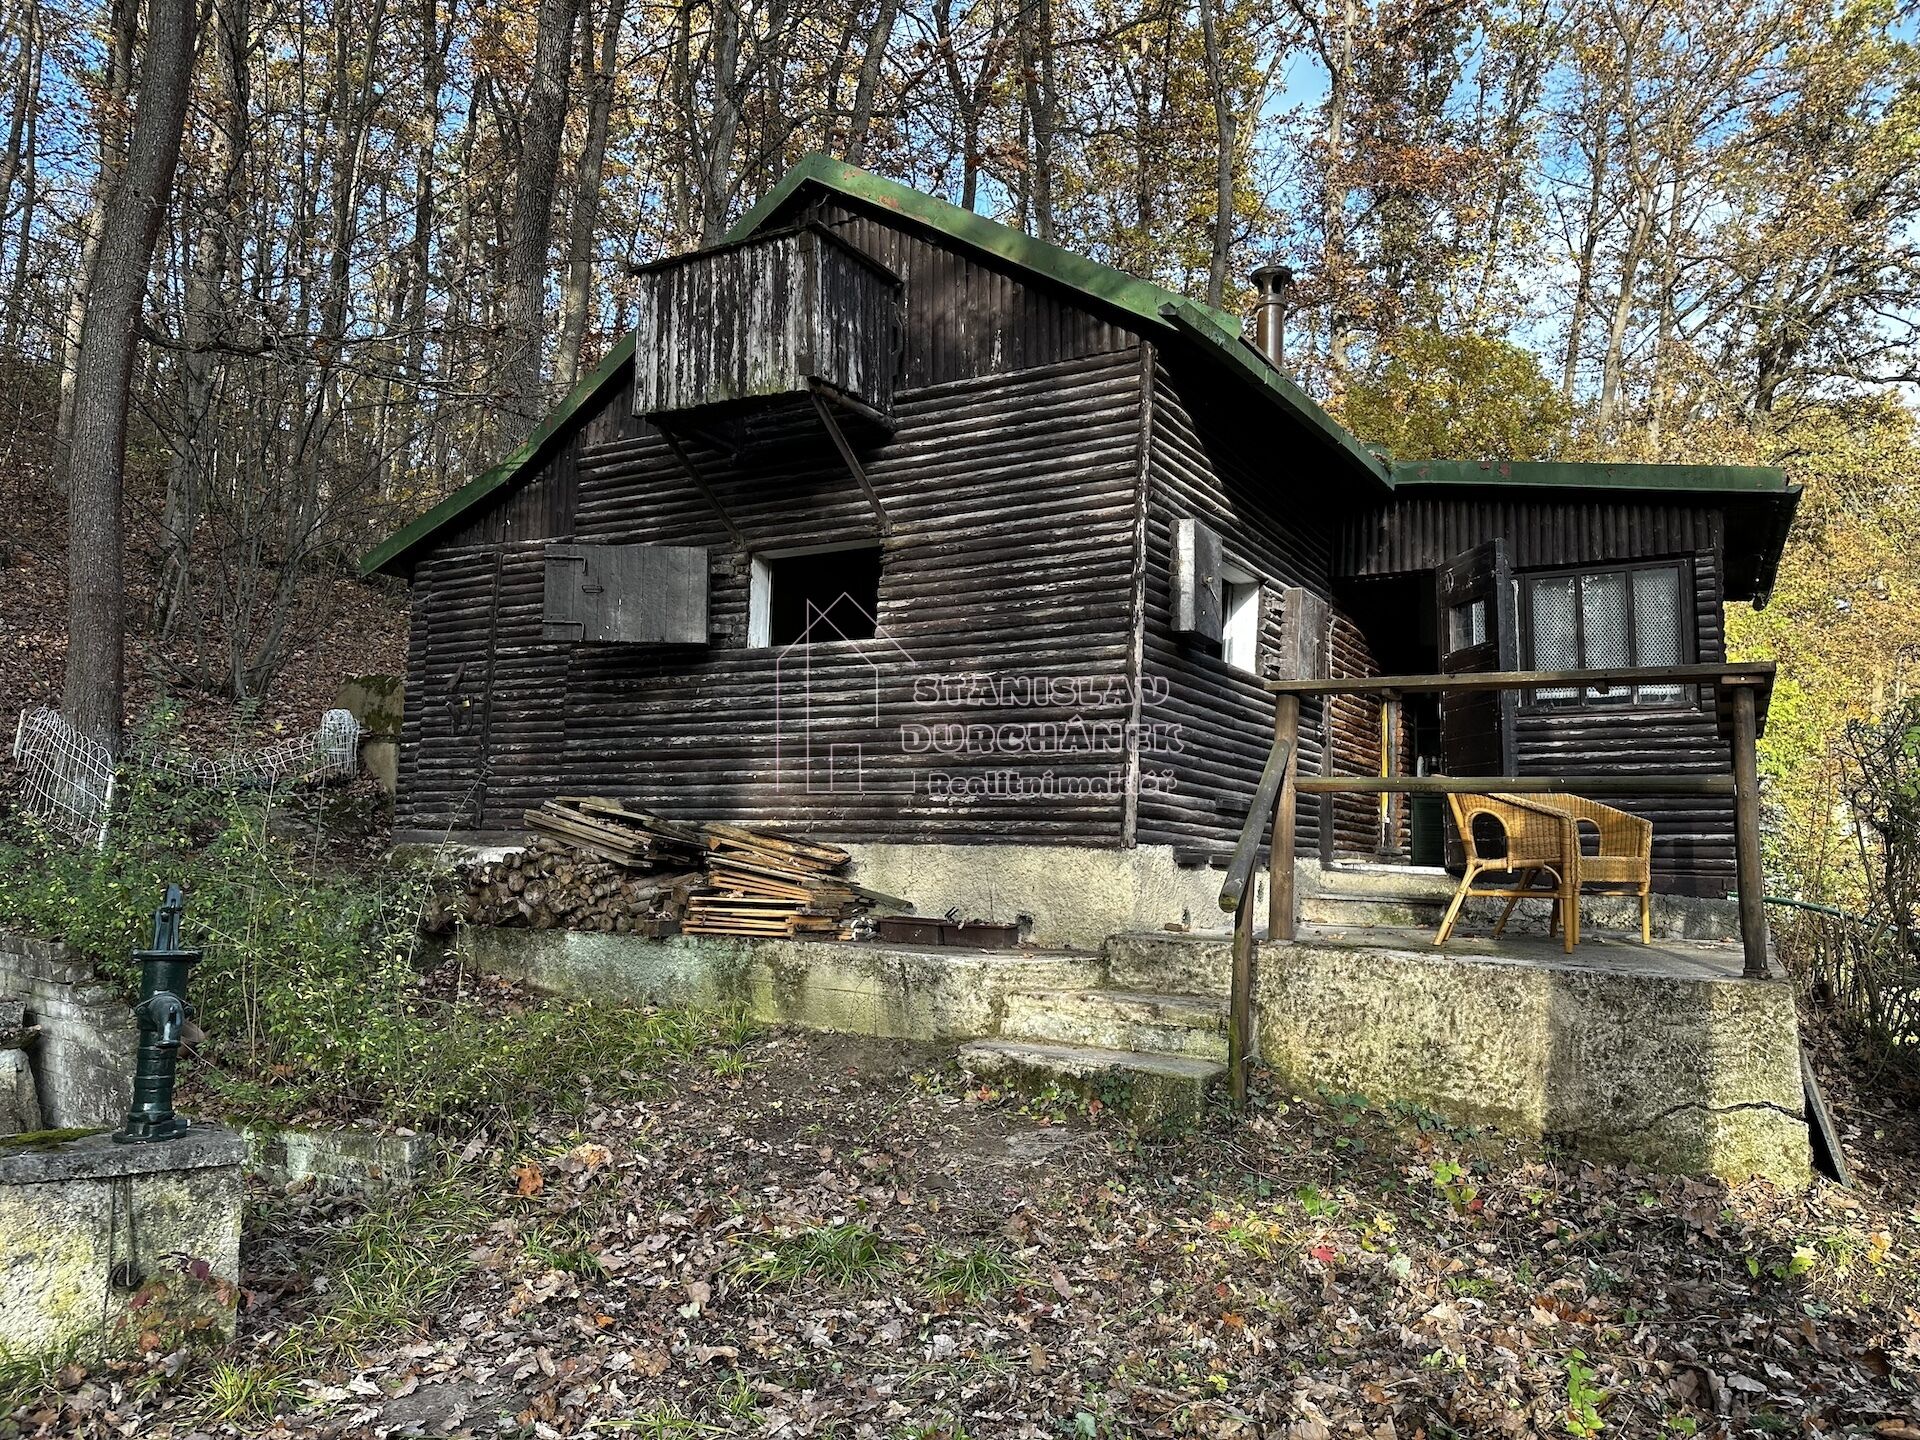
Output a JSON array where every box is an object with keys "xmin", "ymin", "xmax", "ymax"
[
  {"xmin": 60, "ymin": 0, "xmax": 196, "ymax": 748},
  {"xmin": 0, "ymin": 0, "xmax": 35, "ymax": 241},
  {"xmin": 696, "ymin": 0, "xmax": 742, "ymax": 244},
  {"xmin": 1017, "ymin": 0, "xmax": 1057, "ymax": 241},
  {"xmin": 404, "ymin": 0, "xmax": 445, "ymax": 390},
  {"xmin": 3, "ymin": 4, "xmax": 40, "ymax": 350},
  {"xmin": 1198, "ymin": 0, "xmax": 1235, "ymax": 309},
  {"xmin": 1596, "ymin": 200, "xmax": 1651, "ymax": 435},
  {"xmin": 56, "ymin": 0, "xmax": 136, "ymax": 460},
  {"xmin": 555, "ymin": 0, "xmax": 626, "ymax": 392},
  {"xmin": 156, "ymin": 0, "xmax": 248, "ymax": 637},
  {"xmin": 845, "ymin": 0, "xmax": 901, "ymax": 164},
  {"xmin": 1559, "ymin": 133, "xmax": 1606, "ymax": 399},
  {"xmin": 1313, "ymin": 0, "xmax": 1357, "ymax": 388},
  {"xmin": 934, "ymin": 0, "xmax": 986, "ymax": 211},
  {"xmin": 502, "ymin": 0, "xmax": 581, "ymax": 417}
]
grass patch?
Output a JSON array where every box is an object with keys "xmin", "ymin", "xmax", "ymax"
[
  {"xmin": 735, "ymin": 1223, "xmax": 898, "ymax": 1289},
  {"xmin": 0, "ymin": 738, "xmax": 759, "ymax": 1132},
  {"xmin": 0, "ymin": 1346, "xmax": 80, "ymax": 1415},
  {"xmin": 202, "ymin": 1360, "xmax": 299, "ymax": 1423},
  {"xmin": 293, "ymin": 1164, "xmax": 494, "ymax": 1344},
  {"xmin": 927, "ymin": 1243, "xmax": 1017, "ymax": 1302}
]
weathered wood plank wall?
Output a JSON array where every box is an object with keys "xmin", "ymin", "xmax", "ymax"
[
  {"xmin": 629, "ymin": 227, "xmax": 899, "ymax": 417},
  {"xmin": 1134, "ymin": 359, "xmax": 1347, "ymax": 862}
]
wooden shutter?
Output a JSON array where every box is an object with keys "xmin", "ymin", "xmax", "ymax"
[
  {"xmin": 543, "ymin": 543, "xmax": 709, "ymax": 645},
  {"xmin": 1172, "ymin": 518, "xmax": 1225, "ymax": 643}
]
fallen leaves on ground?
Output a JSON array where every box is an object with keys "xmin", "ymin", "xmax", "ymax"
[{"xmin": 11, "ymin": 1023, "xmax": 1920, "ymax": 1439}]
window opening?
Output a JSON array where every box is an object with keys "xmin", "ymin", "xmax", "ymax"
[
  {"xmin": 1221, "ymin": 576, "xmax": 1262, "ymax": 674},
  {"xmin": 751, "ymin": 544, "xmax": 882, "ymax": 648}
]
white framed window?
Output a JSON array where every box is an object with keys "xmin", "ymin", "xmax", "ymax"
[
  {"xmin": 1221, "ymin": 572, "xmax": 1262, "ymax": 675},
  {"xmin": 748, "ymin": 541, "xmax": 882, "ymax": 648}
]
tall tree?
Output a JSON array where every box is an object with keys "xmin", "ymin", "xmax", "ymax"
[
  {"xmin": 60, "ymin": 0, "xmax": 197, "ymax": 746},
  {"xmin": 555, "ymin": 0, "xmax": 628, "ymax": 392},
  {"xmin": 502, "ymin": 0, "xmax": 582, "ymax": 419}
]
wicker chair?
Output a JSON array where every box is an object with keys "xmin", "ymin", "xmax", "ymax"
[
  {"xmin": 1526, "ymin": 793, "xmax": 1655, "ymax": 946},
  {"xmin": 1435, "ymin": 793, "xmax": 1578, "ymax": 954}
]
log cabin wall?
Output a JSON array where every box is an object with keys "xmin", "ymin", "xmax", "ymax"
[
  {"xmin": 1325, "ymin": 614, "xmax": 1408, "ymax": 863},
  {"xmin": 1336, "ymin": 493, "xmax": 1737, "ymax": 895},
  {"xmin": 396, "ymin": 206, "xmax": 1153, "ymax": 844},
  {"xmin": 1134, "ymin": 359, "xmax": 1351, "ymax": 862}
]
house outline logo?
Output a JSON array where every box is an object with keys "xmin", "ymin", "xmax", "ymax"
[{"xmin": 772, "ymin": 594, "xmax": 917, "ymax": 793}]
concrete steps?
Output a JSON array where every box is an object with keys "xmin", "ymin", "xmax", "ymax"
[
  {"xmin": 1105, "ymin": 932, "xmax": 1235, "ymax": 993},
  {"xmin": 958, "ymin": 1039, "xmax": 1224, "ymax": 1132},
  {"xmin": 1298, "ymin": 890, "xmax": 1450, "ymax": 928},
  {"xmin": 999, "ymin": 987, "xmax": 1228, "ymax": 1061}
]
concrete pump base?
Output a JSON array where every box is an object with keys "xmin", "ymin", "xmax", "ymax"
[{"xmin": 0, "ymin": 1125, "xmax": 244, "ymax": 1358}]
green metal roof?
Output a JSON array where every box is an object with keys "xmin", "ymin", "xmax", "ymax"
[
  {"xmin": 1390, "ymin": 458, "xmax": 1790, "ymax": 495},
  {"xmin": 362, "ymin": 155, "xmax": 1800, "ymax": 578}
]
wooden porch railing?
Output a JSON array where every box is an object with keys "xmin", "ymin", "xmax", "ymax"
[{"xmin": 1215, "ymin": 662, "xmax": 1777, "ymax": 1108}]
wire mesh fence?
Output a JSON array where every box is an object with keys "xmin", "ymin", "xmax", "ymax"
[
  {"xmin": 10, "ymin": 706, "xmax": 364, "ymax": 848},
  {"xmin": 10, "ymin": 706, "xmax": 116, "ymax": 848}
]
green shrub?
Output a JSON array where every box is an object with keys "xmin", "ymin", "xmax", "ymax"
[{"xmin": 0, "ymin": 717, "xmax": 753, "ymax": 1129}]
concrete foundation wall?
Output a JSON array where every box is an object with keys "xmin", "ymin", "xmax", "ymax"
[
  {"xmin": 461, "ymin": 928, "xmax": 1104, "ymax": 1041},
  {"xmin": 465, "ymin": 924, "xmax": 1811, "ymax": 1187},
  {"xmin": 1253, "ymin": 937, "xmax": 1810, "ymax": 1188},
  {"xmin": 0, "ymin": 934, "xmax": 135, "ymax": 1129},
  {"xmin": 841, "ymin": 842, "xmax": 1258, "ymax": 950}
]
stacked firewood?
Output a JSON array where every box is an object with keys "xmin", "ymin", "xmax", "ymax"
[
  {"xmin": 436, "ymin": 837, "xmax": 695, "ymax": 935},
  {"xmin": 434, "ymin": 797, "xmax": 905, "ymax": 939}
]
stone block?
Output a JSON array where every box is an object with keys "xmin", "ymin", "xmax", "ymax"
[
  {"xmin": 243, "ymin": 1123, "xmax": 427, "ymax": 1190},
  {"xmin": 0, "ymin": 1126, "xmax": 244, "ymax": 1357},
  {"xmin": 0, "ymin": 933, "xmax": 137, "ymax": 1129},
  {"xmin": 1254, "ymin": 936, "xmax": 1812, "ymax": 1188},
  {"xmin": 0, "ymin": 1050, "xmax": 41, "ymax": 1137}
]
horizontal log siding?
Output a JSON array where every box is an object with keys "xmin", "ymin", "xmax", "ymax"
[
  {"xmin": 1337, "ymin": 494, "xmax": 1725, "ymax": 576},
  {"xmin": 399, "ymin": 347, "xmax": 1148, "ymax": 842},
  {"xmin": 1337, "ymin": 491, "xmax": 1738, "ymax": 895},
  {"xmin": 1325, "ymin": 612, "xmax": 1408, "ymax": 862},
  {"xmin": 1134, "ymin": 359, "xmax": 1338, "ymax": 861},
  {"xmin": 1512, "ymin": 551, "xmax": 1736, "ymax": 897}
]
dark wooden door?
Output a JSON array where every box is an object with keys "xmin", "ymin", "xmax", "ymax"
[{"xmin": 1436, "ymin": 538, "xmax": 1519, "ymax": 777}]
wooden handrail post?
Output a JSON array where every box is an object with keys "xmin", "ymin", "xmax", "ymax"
[
  {"xmin": 1731, "ymin": 682, "xmax": 1771, "ymax": 979},
  {"xmin": 1228, "ymin": 880, "xmax": 1253, "ymax": 1109},
  {"xmin": 1270, "ymin": 694, "xmax": 1300, "ymax": 943}
]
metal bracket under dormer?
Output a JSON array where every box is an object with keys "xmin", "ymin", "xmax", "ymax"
[{"xmin": 656, "ymin": 426, "xmax": 748, "ymax": 551}]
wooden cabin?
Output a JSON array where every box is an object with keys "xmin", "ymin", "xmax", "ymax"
[{"xmin": 364, "ymin": 155, "xmax": 1799, "ymax": 938}]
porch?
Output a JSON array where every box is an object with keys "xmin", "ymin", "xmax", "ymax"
[{"xmin": 455, "ymin": 857, "xmax": 1812, "ymax": 1187}]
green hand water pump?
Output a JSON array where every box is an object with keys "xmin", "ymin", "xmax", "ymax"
[{"xmin": 113, "ymin": 884, "xmax": 201, "ymax": 1144}]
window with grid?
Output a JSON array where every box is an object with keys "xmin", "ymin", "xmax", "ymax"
[{"xmin": 1525, "ymin": 563, "xmax": 1687, "ymax": 704}]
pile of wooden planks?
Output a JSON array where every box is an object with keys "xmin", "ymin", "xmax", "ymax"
[{"xmin": 509, "ymin": 797, "xmax": 903, "ymax": 939}]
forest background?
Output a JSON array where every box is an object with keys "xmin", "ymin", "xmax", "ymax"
[{"xmin": 1, "ymin": 0, "xmax": 1916, "ymax": 910}]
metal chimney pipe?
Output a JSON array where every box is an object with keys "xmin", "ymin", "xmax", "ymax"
[{"xmin": 1249, "ymin": 263, "xmax": 1294, "ymax": 369}]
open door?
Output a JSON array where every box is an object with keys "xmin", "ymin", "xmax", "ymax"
[{"xmin": 1436, "ymin": 541, "xmax": 1519, "ymax": 870}]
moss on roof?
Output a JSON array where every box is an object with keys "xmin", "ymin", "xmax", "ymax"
[{"xmin": 362, "ymin": 156, "xmax": 1799, "ymax": 578}]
